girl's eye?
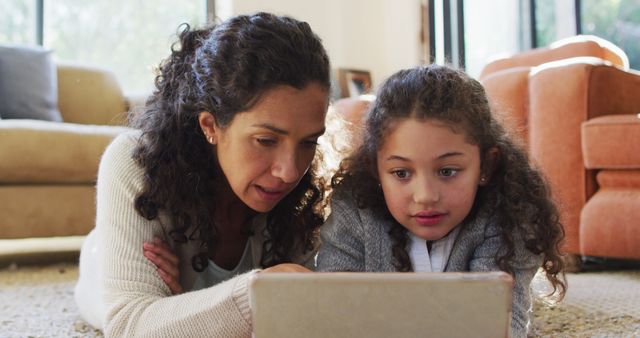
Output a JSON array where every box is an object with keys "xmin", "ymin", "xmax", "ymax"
[
  {"xmin": 439, "ymin": 168, "xmax": 459, "ymax": 177},
  {"xmin": 391, "ymin": 169, "xmax": 410, "ymax": 179}
]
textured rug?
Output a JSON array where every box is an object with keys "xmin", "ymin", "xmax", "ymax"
[{"xmin": 1, "ymin": 263, "xmax": 640, "ymax": 337}]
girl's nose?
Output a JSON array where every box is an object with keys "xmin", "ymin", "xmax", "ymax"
[{"xmin": 413, "ymin": 179, "xmax": 440, "ymax": 204}]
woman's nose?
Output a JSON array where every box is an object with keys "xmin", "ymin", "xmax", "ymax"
[{"xmin": 272, "ymin": 151, "xmax": 300, "ymax": 183}]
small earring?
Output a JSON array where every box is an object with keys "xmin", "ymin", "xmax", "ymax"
[
  {"xmin": 207, "ymin": 136, "xmax": 214, "ymax": 144},
  {"xmin": 480, "ymin": 177, "xmax": 486, "ymax": 183}
]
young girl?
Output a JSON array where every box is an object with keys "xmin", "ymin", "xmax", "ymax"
[
  {"xmin": 316, "ymin": 65, "xmax": 566, "ymax": 338},
  {"xmin": 74, "ymin": 12, "xmax": 331, "ymax": 337}
]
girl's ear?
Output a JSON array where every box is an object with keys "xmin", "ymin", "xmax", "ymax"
[
  {"xmin": 480, "ymin": 147, "xmax": 500, "ymax": 186},
  {"xmin": 198, "ymin": 112, "xmax": 219, "ymax": 144}
]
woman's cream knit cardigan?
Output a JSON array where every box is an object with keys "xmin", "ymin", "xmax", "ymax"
[{"xmin": 75, "ymin": 132, "xmax": 315, "ymax": 337}]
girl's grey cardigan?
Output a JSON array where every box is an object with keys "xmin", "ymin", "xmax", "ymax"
[{"xmin": 317, "ymin": 192, "xmax": 543, "ymax": 338}]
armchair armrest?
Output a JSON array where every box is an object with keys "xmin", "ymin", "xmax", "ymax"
[{"xmin": 527, "ymin": 57, "xmax": 640, "ymax": 253}]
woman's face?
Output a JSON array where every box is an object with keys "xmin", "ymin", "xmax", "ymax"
[{"xmin": 208, "ymin": 83, "xmax": 329, "ymax": 213}]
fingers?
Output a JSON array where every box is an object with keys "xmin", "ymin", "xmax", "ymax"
[
  {"xmin": 147, "ymin": 237, "xmax": 179, "ymax": 265},
  {"xmin": 143, "ymin": 238, "xmax": 180, "ymax": 280},
  {"xmin": 158, "ymin": 268, "xmax": 183, "ymax": 294},
  {"xmin": 143, "ymin": 237, "xmax": 182, "ymax": 295}
]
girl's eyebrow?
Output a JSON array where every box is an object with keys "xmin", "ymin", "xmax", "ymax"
[
  {"xmin": 436, "ymin": 151, "xmax": 465, "ymax": 160},
  {"xmin": 385, "ymin": 155, "xmax": 411, "ymax": 162},
  {"xmin": 252, "ymin": 123, "xmax": 325, "ymax": 138},
  {"xmin": 386, "ymin": 152, "xmax": 465, "ymax": 162}
]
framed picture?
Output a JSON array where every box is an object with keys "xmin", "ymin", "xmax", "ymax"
[{"xmin": 337, "ymin": 68, "xmax": 372, "ymax": 98}]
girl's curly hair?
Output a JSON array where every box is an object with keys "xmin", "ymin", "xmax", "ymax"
[
  {"xmin": 332, "ymin": 65, "xmax": 566, "ymax": 299},
  {"xmin": 130, "ymin": 13, "xmax": 331, "ymax": 271}
]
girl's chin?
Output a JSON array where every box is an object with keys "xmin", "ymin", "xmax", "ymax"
[{"xmin": 408, "ymin": 229, "xmax": 447, "ymax": 242}]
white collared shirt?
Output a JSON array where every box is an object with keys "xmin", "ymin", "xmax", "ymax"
[{"xmin": 409, "ymin": 227, "xmax": 461, "ymax": 272}]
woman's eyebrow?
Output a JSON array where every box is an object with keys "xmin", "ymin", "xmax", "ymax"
[
  {"xmin": 253, "ymin": 123, "xmax": 288, "ymax": 135},
  {"xmin": 252, "ymin": 123, "xmax": 326, "ymax": 138}
]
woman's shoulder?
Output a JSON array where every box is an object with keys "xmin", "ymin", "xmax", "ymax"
[
  {"xmin": 104, "ymin": 130, "xmax": 142, "ymax": 156},
  {"xmin": 97, "ymin": 130, "xmax": 144, "ymax": 182},
  {"xmin": 101, "ymin": 130, "xmax": 141, "ymax": 164}
]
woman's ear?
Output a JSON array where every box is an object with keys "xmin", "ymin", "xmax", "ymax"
[
  {"xmin": 198, "ymin": 112, "xmax": 218, "ymax": 144},
  {"xmin": 479, "ymin": 147, "xmax": 500, "ymax": 186}
]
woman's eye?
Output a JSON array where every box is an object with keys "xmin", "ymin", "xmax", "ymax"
[
  {"xmin": 257, "ymin": 138, "xmax": 277, "ymax": 146},
  {"xmin": 392, "ymin": 169, "xmax": 410, "ymax": 179},
  {"xmin": 302, "ymin": 139, "xmax": 319, "ymax": 148},
  {"xmin": 439, "ymin": 168, "xmax": 459, "ymax": 177}
]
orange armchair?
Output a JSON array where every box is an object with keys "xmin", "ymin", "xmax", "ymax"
[{"xmin": 480, "ymin": 35, "xmax": 640, "ymax": 259}]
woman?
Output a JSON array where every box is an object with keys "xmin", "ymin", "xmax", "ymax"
[{"xmin": 74, "ymin": 12, "xmax": 331, "ymax": 337}]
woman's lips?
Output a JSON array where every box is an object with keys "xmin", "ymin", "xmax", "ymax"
[{"xmin": 255, "ymin": 185, "xmax": 287, "ymax": 201}]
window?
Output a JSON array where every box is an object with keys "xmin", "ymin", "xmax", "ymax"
[
  {"xmin": 581, "ymin": 0, "xmax": 640, "ymax": 69},
  {"xmin": 0, "ymin": 0, "xmax": 37, "ymax": 45},
  {"xmin": 463, "ymin": 0, "xmax": 524, "ymax": 78},
  {"xmin": 1, "ymin": 1, "xmax": 207, "ymax": 94},
  {"xmin": 533, "ymin": 0, "xmax": 640, "ymax": 69},
  {"xmin": 534, "ymin": 0, "xmax": 578, "ymax": 47}
]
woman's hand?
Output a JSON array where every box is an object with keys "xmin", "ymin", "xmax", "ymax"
[
  {"xmin": 261, "ymin": 263, "xmax": 312, "ymax": 273},
  {"xmin": 143, "ymin": 237, "xmax": 183, "ymax": 294}
]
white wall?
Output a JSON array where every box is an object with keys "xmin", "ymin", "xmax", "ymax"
[{"xmin": 223, "ymin": 0, "xmax": 422, "ymax": 90}]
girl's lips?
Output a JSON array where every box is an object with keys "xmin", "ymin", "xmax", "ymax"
[
  {"xmin": 413, "ymin": 212, "xmax": 446, "ymax": 226},
  {"xmin": 255, "ymin": 185, "xmax": 287, "ymax": 201}
]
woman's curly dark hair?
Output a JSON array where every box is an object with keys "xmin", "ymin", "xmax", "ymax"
[
  {"xmin": 130, "ymin": 13, "xmax": 331, "ymax": 271},
  {"xmin": 332, "ymin": 65, "xmax": 566, "ymax": 299}
]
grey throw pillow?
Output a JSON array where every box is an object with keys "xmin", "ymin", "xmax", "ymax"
[{"xmin": 0, "ymin": 45, "xmax": 62, "ymax": 121}]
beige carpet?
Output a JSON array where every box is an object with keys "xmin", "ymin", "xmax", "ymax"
[
  {"xmin": 530, "ymin": 270, "xmax": 640, "ymax": 337},
  {"xmin": 1, "ymin": 263, "xmax": 640, "ymax": 337}
]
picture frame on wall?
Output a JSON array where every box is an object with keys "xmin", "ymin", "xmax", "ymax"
[{"xmin": 337, "ymin": 68, "xmax": 372, "ymax": 98}]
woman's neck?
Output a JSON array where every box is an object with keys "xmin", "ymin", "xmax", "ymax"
[{"xmin": 213, "ymin": 180, "xmax": 257, "ymax": 235}]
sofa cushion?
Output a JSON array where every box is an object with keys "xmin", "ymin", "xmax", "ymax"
[
  {"xmin": 0, "ymin": 45, "xmax": 63, "ymax": 121},
  {"xmin": 0, "ymin": 120, "xmax": 131, "ymax": 183},
  {"xmin": 582, "ymin": 114, "xmax": 640, "ymax": 169},
  {"xmin": 57, "ymin": 63, "xmax": 128, "ymax": 125}
]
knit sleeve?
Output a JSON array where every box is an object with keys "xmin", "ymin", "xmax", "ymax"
[
  {"xmin": 316, "ymin": 193, "xmax": 366, "ymax": 272},
  {"xmin": 468, "ymin": 222, "xmax": 542, "ymax": 338},
  {"xmin": 97, "ymin": 132, "xmax": 255, "ymax": 337}
]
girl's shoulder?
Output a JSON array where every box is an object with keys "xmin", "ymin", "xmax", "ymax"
[{"xmin": 329, "ymin": 188, "xmax": 392, "ymax": 233}]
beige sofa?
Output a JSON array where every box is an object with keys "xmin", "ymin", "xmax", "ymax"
[{"xmin": 0, "ymin": 63, "xmax": 133, "ymax": 243}]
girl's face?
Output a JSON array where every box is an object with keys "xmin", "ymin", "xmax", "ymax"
[
  {"xmin": 208, "ymin": 83, "xmax": 328, "ymax": 213},
  {"xmin": 376, "ymin": 118, "xmax": 487, "ymax": 241}
]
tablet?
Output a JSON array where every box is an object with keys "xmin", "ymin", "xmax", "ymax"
[{"xmin": 250, "ymin": 271, "xmax": 513, "ymax": 338}]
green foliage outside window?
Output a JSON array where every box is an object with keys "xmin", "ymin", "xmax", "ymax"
[
  {"xmin": 1, "ymin": 0, "xmax": 206, "ymax": 94},
  {"xmin": 535, "ymin": 0, "xmax": 640, "ymax": 70},
  {"xmin": 535, "ymin": 0, "xmax": 557, "ymax": 48},
  {"xmin": 0, "ymin": 0, "xmax": 36, "ymax": 44},
  {"xmin": 582, "ymin": 0, "xmax": 640, "ymax": 70}
]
